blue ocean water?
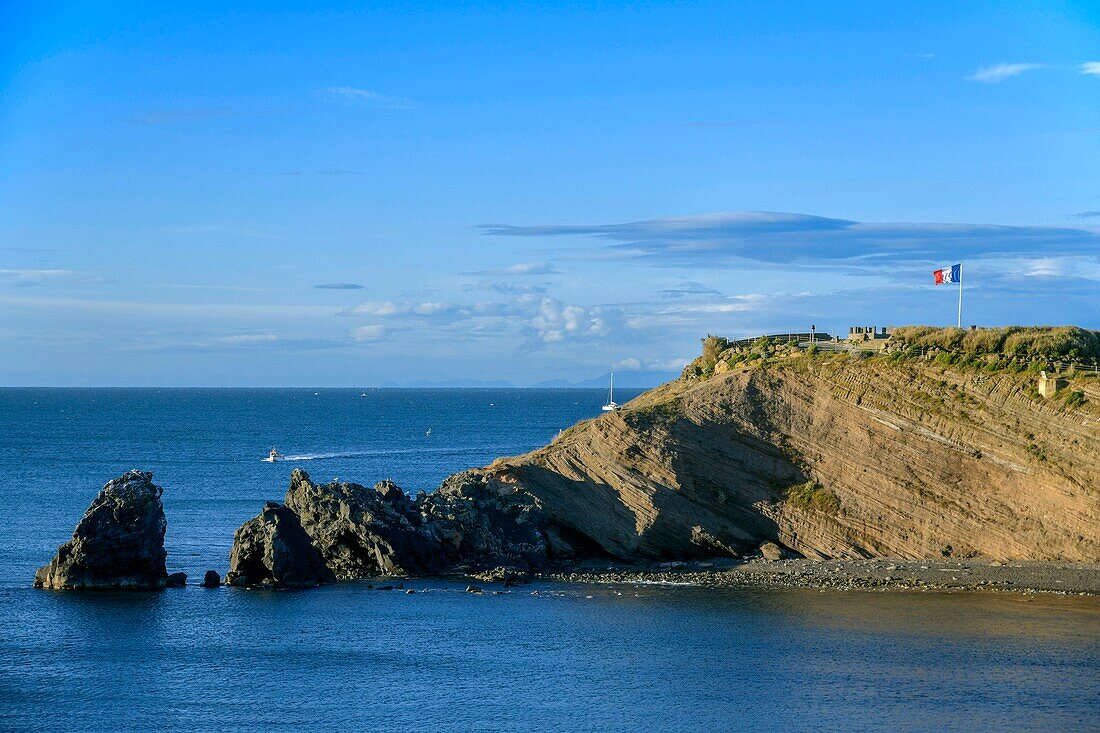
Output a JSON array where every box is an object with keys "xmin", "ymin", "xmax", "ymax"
[{"xmin": 0, "ymin": 388, "xmax": 1097, "ymax": 733}]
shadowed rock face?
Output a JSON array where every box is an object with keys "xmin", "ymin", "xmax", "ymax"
[
  {"xmin": 225, "ymin": 502, "xmax": 334, "ymax": 589},
  {"xmin": 285, "ymin": 470, "xmax": 444, "ymax": 577},
  {"xmin": 34, "ymin": 470, "xmax": 168, "ymax": 590},
  {"xmin": 425, "ymin": 470, "xmax": 550, "ymax": 570}
]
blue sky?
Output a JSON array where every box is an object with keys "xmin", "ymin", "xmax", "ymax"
[{"xmin": 1, "ymin": 1, "xmax": 1098, "ymax": 386}]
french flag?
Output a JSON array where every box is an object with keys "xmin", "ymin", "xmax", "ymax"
[{"xmin": 933, "ymin": 263, "xmax": 961, "ymax": 284}]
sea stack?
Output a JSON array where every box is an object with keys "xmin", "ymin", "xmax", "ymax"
[{"xmin": 34, "ymin": 470, "xmax": 169, "ymax": 590}]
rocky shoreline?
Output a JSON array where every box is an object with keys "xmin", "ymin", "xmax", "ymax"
[
  {"xmin": 34, "ymin": 469, "xmax": 1100, "ymax": 596},
  {"xmin": 539, "ymin": 558, "xmax": 1100, "ymax": 595},
  {"xmin": 32, "ymin": 331, "xmax": 1100, "ymax": 594}
]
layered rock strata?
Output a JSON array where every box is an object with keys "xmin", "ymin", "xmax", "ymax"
[{"xmin": 469, "ymin": 355, "xmax": 1100, "ymax": 562}]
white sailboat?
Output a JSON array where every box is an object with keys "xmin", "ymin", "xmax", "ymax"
[{"xmin": 601, "ymin": 371, "xmax": 621, "ymax": 412}]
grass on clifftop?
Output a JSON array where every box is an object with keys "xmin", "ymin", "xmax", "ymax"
[{"xmin": 890, "ymin": 326, "xmax": 1100, "ymax": 360}]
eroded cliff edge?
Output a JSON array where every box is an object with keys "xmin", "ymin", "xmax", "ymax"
[{"xmin": 463, "ymin": 336, "xmax": 1100, "ymax": 563}]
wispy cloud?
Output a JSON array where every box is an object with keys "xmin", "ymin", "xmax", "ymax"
[
  {"xmin": 968, "ymin": 63, "xmax": 1045, "ymax": 82},
  {"xmin": 342, "ymin": 300, "xmax": 468, "ymax": 318},
  {"xmin": 168, "ymin": 222, "xmax": 281, "ymax": 240},
  {"xmin": 482, "ymin": 211, "xmax": 1100, "ymax": 266},
  {"xmin": 318, "ymin": 87, "xmax": 415, "ymax": 110},
  {"xmin": 658, "ymin": 280, "xmax": 723, "ymax": 298},
  {"xmin": 612, "ymin": 356, "xmax": 690, "ymax": 372},
  {"xmin": 282, "ymin": 170, "xmax": 366, "ymax": 177},
  {"xmin": 0, "ymin": 269, "xmax": 79, "ymax": 286},
  {"xmin": 315, "ymin": 282, "xmax": 364, "ymax": 290},
  {"xmin": 337, "ymin": 294, "xmax": 638, "ymax": 349},
  {"xmin": 658, "ymin": 294, "xmax": 768, "ymax": 314},
  {"xmin": 1071, "ymin": 211, "xmax": 1100, "ymax": 219},
  {"xmin": 351, "ymin": 325, "xmax": 386, "ymax": 342},
  {"xmin": 136, "ymin": 108, "xmax": 239, "ymax": 125},
  {"xmin": 1081, "ymin": 62, "xmax": 1100, "ymax": 76},
  {"xmin": 213, "ymin": 333, "xmax": 279, "ymax": 345},
  {"xmin": 466, "ymin": 281, "xmax": 548, "ymax": 295},
  {"xmin": 463, "ymin": 262, "xmax": 561, "ymax": 276}
]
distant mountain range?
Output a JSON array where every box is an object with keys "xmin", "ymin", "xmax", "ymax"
[
  {"xmin": 531, "ymin": 371, "xmax": 680, "ymax": 389},
  {"xmin": 380, "ymin": 370, "xmax": 679, "ymax": 389}
]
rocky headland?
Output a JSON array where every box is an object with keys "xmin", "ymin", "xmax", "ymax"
[
  {"xmin": 468, "ymin": 327, "xmax": 1100, "ymax": 564},
  {"xmin": 35, "ymin": 326, "xmax": 1100, "ymax": 594}
]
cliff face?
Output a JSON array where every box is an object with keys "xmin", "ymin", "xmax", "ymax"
[{"xmin": 469, "ymin": 355, "xmax": 1100, "ymax": 562}]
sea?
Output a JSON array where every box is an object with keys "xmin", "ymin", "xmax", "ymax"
[{"xmin": 0, "ymin": 388, "xmax": 1097, "ymax": 733}]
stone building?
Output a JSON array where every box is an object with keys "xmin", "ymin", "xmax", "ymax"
[
  {"xmin": 1038, "ymin": 371, "xmax": 1065, "ymax": 398},
  {"xmin": 847, "ymin": 326, "xmax": 891, "ymax": 350}
]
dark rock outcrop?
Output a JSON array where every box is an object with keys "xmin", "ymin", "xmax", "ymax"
[
  {"xmin": 34, "ymin": 470, "xmax": 168, "ymax": 590},
  {"xmin": 224, "ymin": 502, "xmax": 334, "ymax": 589},
  {"xmin": 201, "ymin": 570, "xmax": 221, "ymax": 588},
  {"xmin": 166, "ymin": 572, "xmax": 187, "ymax": 587},
  {"xmin": 423, "ymin": 470, "xmax": 550, "ymax": 571},
  {"xmin": 284, "ymin": 470, "xmax": 444, "ymax": 577}
]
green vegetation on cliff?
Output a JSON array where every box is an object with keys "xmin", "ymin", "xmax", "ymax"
[
  {"xmin": 890, "ymin": 326, "xmax": 1100, "ymax": 361},
  {"xmin": 786, "ymin": 481, "xmax": 840, "ymax": 516}
]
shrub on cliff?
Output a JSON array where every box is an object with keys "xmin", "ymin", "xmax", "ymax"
[
  {"xmin": 1065, "ymin": 390, "xmax": 1086, "ymax": 408},
  {"xmin": 786, "ymin": 481, "xmax": 840, "ymax": 515},
  {"xmin": 700, "ymin": 335, "xmax": 729, "ymax": 373}
]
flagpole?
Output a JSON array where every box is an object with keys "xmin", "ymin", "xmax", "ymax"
[{"xmin": 957, "ymin": 262, "xmax": 963, "ymax": 328}]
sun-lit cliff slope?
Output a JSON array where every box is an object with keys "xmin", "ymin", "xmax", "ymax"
[{"xmin": 463, "ymin": 327, "xmax": 1100, "ymax": 561}]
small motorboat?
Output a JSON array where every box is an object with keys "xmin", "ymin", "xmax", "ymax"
[{"xmin": 264, "ymin": 447, "xmax": 283, "ymax": 463}]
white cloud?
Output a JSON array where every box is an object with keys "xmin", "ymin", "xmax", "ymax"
[
  {"xmin": 612, "ymin": 355, "xmax": 691, "ymax": 372},
  {"xmin": 968, "ymin": 63, "xmax": 1045, "ymax": 82},
  {"xmin": 613, "ymin": 357, "xmax": 642, "ymax": 370},
  {"xmin": 659, "ymin": 294, "xmax": 768, "ymax": 314},
  {"xmin": 0, "ymin": 269, "xmax": 78, "ymax": 286},
  {"xmin": 1081, "ymin": 62, "xmax": 1100, "ymax": 76},
  {"xmin": 344, "ymin": 301, "xmax": 404, "ymax": 316},
  {"xmin": 646, "ymin": 357, "xmax": 692, "ymax": 371},
  {"xmin": 464, "ymin": 262, "xmax": 560, "ymax": 277},
  {"xmin": 214, "ymin": 334, "xmax": 279, "ymax": 344},
  {"xmin": 318, "ymin": 87, "xmax": 415, "ymax": 109},
  {"xmin": 351, "ymin": 325, "xmax": 387, "ymax": 342},
  {"xmin": 530, "ymin": 298, "xmax": 617, "ymax": 344},
  {"xmin": 466, "ymin": 280, "xmax": 548, "ymax": 295}
]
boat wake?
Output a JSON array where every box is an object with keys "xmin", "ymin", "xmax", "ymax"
[{"xmin": 261, "ymin": 447, "xmax": 466, "ymax": 463}]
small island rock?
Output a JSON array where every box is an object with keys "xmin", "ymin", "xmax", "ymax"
[
  {"xmin": 166, "ymin": 572, "xmax": 187, "ymax": 587},
  {"xmin": 224, "ymin": 502, "xmax": 334, "ymax": 589},
  {"xmin": 201, "ymin": 570, "xmax": 221, "ymax": 588},
  {"xmin": 34, "ymin": 470, "xmax": 168, "ymax": 590}
]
